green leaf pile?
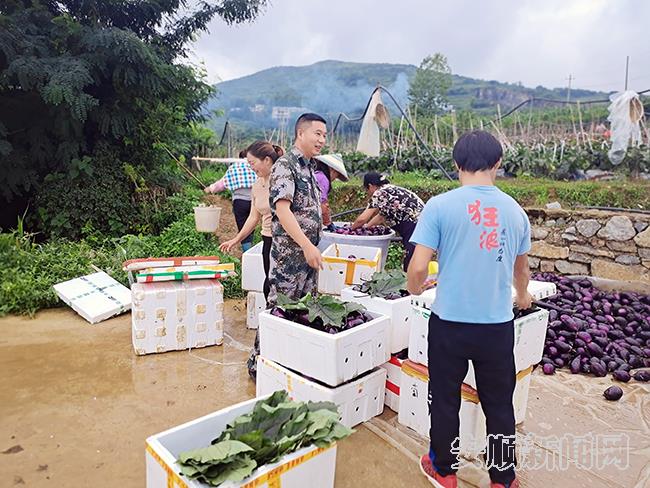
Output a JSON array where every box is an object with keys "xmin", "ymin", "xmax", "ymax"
[
  {"xmin": 353, "ymin": 269, "xmax": 407, "ymax": 299},
  {"xmin": 277, "ymin": 293, "xmax": 365, "ymax": 329},
  {"xmin": 176, "ymin": 391, "xmax": 353, "ymax": 486}
]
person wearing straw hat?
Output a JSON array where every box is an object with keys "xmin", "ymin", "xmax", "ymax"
[{"xmin": 314, "ymin": 153, "xmax": 349, "ymax": 230}]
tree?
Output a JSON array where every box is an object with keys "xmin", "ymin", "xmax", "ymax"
[
  {"xmin": 408, "ymin": 53, "xmax": 452, "ymax": 116},
  {"xmin": 0, "ymin": 0, "xmax": 267, "ymax": 234}
]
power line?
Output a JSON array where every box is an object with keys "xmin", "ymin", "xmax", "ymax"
[{"xmin": 495, "ymin": 88, "xmax": 650, "ymax": 122}]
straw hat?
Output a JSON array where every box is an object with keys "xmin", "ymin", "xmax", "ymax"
[{"xmin": 314, "ymin": 154, "xmax": 349, "ymax": 182}]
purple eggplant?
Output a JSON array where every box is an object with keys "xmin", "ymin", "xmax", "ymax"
[
  {"xmin": 542, "ymin": 364, "xmax": 556, "ymax": 375},
  {"xmin": 603, "ymin": 386, "xmax": 623, "ymax": 401},
  {"xmin": 587, "ymin": 342, "xmax": 604, "ymax": 357},
  {"xmin": 576, "ymin": 331, "xmax": 592, "ymax": 343},
  {"xmin": 570, "ymin": 357, "xmax": 582, "ymax": 374},
  {"xmin": 612, "ymin": 370, "xmax": 631, "ymax": 382}
]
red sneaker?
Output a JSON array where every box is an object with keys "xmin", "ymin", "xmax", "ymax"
[
  {"xmin": 419, "ymin": 454, "xmax": 458, "ymax": 488},
  {"xmin": 490, "ymin": 479, "xmax": 520, "ymax": 488}
]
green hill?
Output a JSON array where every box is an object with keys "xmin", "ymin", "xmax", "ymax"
[{"xmin": 205, "ymin": 60, "xmax": 609, "ymax": 129}]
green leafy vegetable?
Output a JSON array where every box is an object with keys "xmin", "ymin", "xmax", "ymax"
[
  {"xmin": 176, "ymin": 391, "xmax": 353, "ymax": 486},
  {"xmin": 277, "ymin": 293, "xmax": 365, "ymax": 328},
  {"xmin": 353, "ymin": 269, "xmax": 408, "ymax": 299}
]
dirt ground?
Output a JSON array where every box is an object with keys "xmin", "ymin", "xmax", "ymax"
[
  {"xmin": 202, "ymin": 193, "xmax": 244, "ymax": 259},
  {"xmin": 1, "ymin": 303, "xmax": 649, "ymax": 487}
]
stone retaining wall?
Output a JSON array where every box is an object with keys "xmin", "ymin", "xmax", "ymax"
[{"xmin": 525, "ymin": 208, "xmax": 650, "ymax": 285}]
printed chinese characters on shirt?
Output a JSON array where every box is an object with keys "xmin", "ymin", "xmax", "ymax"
[{"xmin": 468, "ymin": 199, "xmax": 505, "ymax": 260}]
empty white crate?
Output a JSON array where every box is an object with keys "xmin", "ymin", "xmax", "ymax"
[
  {"xmin": 341, "ymin": 286, "xmax": 411, "ymax": 353},
  {"xmin": 256, "ymin": 356, "xmax": 386, "ymax": 427},
  {"xmin": 246, "ymin": 291, "xmax": 267, "ymax": 329},
  {"xmin": 258, "ymin": 310, "xmax": 391, "ymax": 387},
  {"xmin": 318, "ymin": 243, "xmax": 381, "ymax": 296},
  {"xmin": 397, "ymin": 360, "xmax": 533, "ymax": 458},
  {"xmin": 54, "ymin": 271, "xmax": 131, "ymax": 324},
  {"xmin": 146, "ymin": 396, "xmax": 337, "ymax": 488},
  {"xmin": 378, "ymin": 354, "xmax": 406, "ymax": 412},
  {"xmin": 131, "ymin": 280, "xmax": 224, "ymax": 355},
  {"xmin": 241, "ymin": 242, "xmax": 265, "ymax": 292}
]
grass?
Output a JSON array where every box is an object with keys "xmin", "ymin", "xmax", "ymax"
[{"xmin": 329, "ymin": 174, "xmax": 650, "ymax": 211}]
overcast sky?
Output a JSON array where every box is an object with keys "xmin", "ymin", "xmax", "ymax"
[{"xmin": 189, "ymin": 0, "xmax": 650, "ymax": 93}]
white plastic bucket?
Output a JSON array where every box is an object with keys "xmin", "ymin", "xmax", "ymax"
[
  {"xmin": 194, "ymin": 206, "xmax": 221, "ymax": 233},
  {"xmin": 318, "ymin": 221, "xmax": 396, "ymax": 269}
]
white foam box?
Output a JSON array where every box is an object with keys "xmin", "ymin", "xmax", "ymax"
[
  {"xmin": 258, "ymin": 310, "xmax": 391, "ymax": 387},
  {"xmin": 408, "ymin": 306, "xmax": 549, "ymax": 372},
  {"xmin": 54, "ymin": 271, "xmax": 131, "ymax": 324},
  {"xmin": 146, "ymin": 395, "xmax": 337, "ymax": 488},
  {"xmin": 256, "ymin": 356, "xmax": 386, "ymax": 428},
  {"xmin": 398, "ymin": 360, "xmax": 486, "ymax": 457},
  {"xmin": 318, "ymin": 243, "xmax": 381, "ymax": 296},
  {"xmin": 397, "ymin": 360, "xmax": 533, "ymax": 457},
  {"xmin": 131, "ymin": 280, "xmax": 224, "ymax": 355},
  {"xmin": 246, "ymin": 291, "xmax": 267, "ymax": 329},
  {"xmin": 408, "ymin": 280, "xmax": 557, "ymax": 311},
  {"xmin": 378, "ymin": 353, "xmax": 406, "ymax": 412},
  {"xmin": 241, "ymin": 241, "xmax": 264, "ymax": 292},
  {"xmin": 408, "ymin": 280, "xmax": 555, "ymax": 367},
  {"xmin": 340, "ymin": 287, "xmax": 412, "ymax": 354}
]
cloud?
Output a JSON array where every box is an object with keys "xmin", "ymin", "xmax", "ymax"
[{"xmin": 187, "ymin": 0, "xmax": 649, "ymax": 92}]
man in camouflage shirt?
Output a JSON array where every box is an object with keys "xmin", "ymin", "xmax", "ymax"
[
  {"xmin": 267, "ymin": 113, "xmax": 326, "ymax": 303},
  {"xmin": 247, "ymin": 113, "xmax": 326, "ymax": 378}
]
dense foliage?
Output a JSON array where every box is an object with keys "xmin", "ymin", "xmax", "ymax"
[
  {"xmin": 0, "ymin": 0, "xmax": 267, "ymax": 234},
  {"xmin": 408, "ymin": 53, "xmax": 452, "ymax": 116},
  {"xmin": 339, "ymin": 140, "xmax": 650, "ymax": 180}
]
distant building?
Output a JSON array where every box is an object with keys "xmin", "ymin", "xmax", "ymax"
[
  {"xmin": 271, "ymin": 106, "xmax": 307, "ymax": 121},
  {"xmin": 251, "ymin": 104, "xmax": 266, "ymax": 113}
]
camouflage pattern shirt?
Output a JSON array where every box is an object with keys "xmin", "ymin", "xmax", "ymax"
[{"xmin": 269, "ymin": 146, "xmax": 322, "ymax": 245}]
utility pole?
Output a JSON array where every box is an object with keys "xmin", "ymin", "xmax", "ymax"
[
  {"xmin": 624, "ymin": 55, "xmax": 630, "ymax": 90},
  {"xmin": 566, "ymin": 74, "xmax": 573, "ymax": 102}
]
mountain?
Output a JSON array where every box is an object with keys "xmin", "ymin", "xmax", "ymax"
[{"xmin": 204, "ymin": 60, "xmax": 609, "ymax": 130}]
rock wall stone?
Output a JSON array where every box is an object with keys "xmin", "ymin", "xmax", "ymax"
[{"xmin": 526, "ymin": 208, "xmax": 650, "ymax": 285}]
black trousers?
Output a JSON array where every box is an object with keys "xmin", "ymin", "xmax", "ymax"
[
  {"xmin": 261, "ymin": 235, "xmax": 272, "ymax": 300},
  {"xmin": 247, "ymin": 235, "xmax": 272, "ymax": 380},
  {"xmin": 392, "ymin": 220, "xmax": 417, "ymax": 271},
  {"xmin": 232, "ymin": 199, "xmax": 254, "ymax": 245},
  {"xmin": 427, "ymin": 313, "xmax": 517, "ymax": 484}
]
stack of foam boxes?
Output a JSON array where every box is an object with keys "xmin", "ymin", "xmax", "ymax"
[
  {"xmin": 338, "ymin": 285, "xmax": 435, "ymax": 413},
  {"xmin": 241, "ymin": 243, "xmax": 267, "ymax": 329},
  {"xmin": 256, "ymin": 243, "xmax": 391, "ymax": 428},
  {"xmin": 128, "ymin": 258, "xmax": 232, "ymax": 355},
  {"xmin": 398, "ymin": 281, "xmax": 556, "ymax": 457}
]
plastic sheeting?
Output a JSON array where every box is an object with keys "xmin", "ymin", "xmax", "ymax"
[
  {"xmin": 366, "ymin": 368, "xmax": 650, "ymax": 487},
  {"xmin": 607, "ymin": 91, "xmax": 644, "ymax": 165},
  {"xmin": 356, "ymin": 90, "xmax": 390, "ymax": 157}
]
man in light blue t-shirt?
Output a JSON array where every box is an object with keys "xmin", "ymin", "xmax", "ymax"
[{"xmin": 407, "ymin": 131, "xmax": 533, "ymax": 488}]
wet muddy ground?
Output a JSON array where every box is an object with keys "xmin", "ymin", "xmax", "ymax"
[{"xmin": 1, "ymin": 301, "xmax": 648, "ymax": 487}]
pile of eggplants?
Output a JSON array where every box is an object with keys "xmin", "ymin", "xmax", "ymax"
[{"xmin": 532, "ymin": 272, "xmax": 650, "ymax": 383}]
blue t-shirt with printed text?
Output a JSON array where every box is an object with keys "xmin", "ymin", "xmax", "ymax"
[{"xmin": 410, "ymin": 185, "xmax": 531, "ymax": 323}]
